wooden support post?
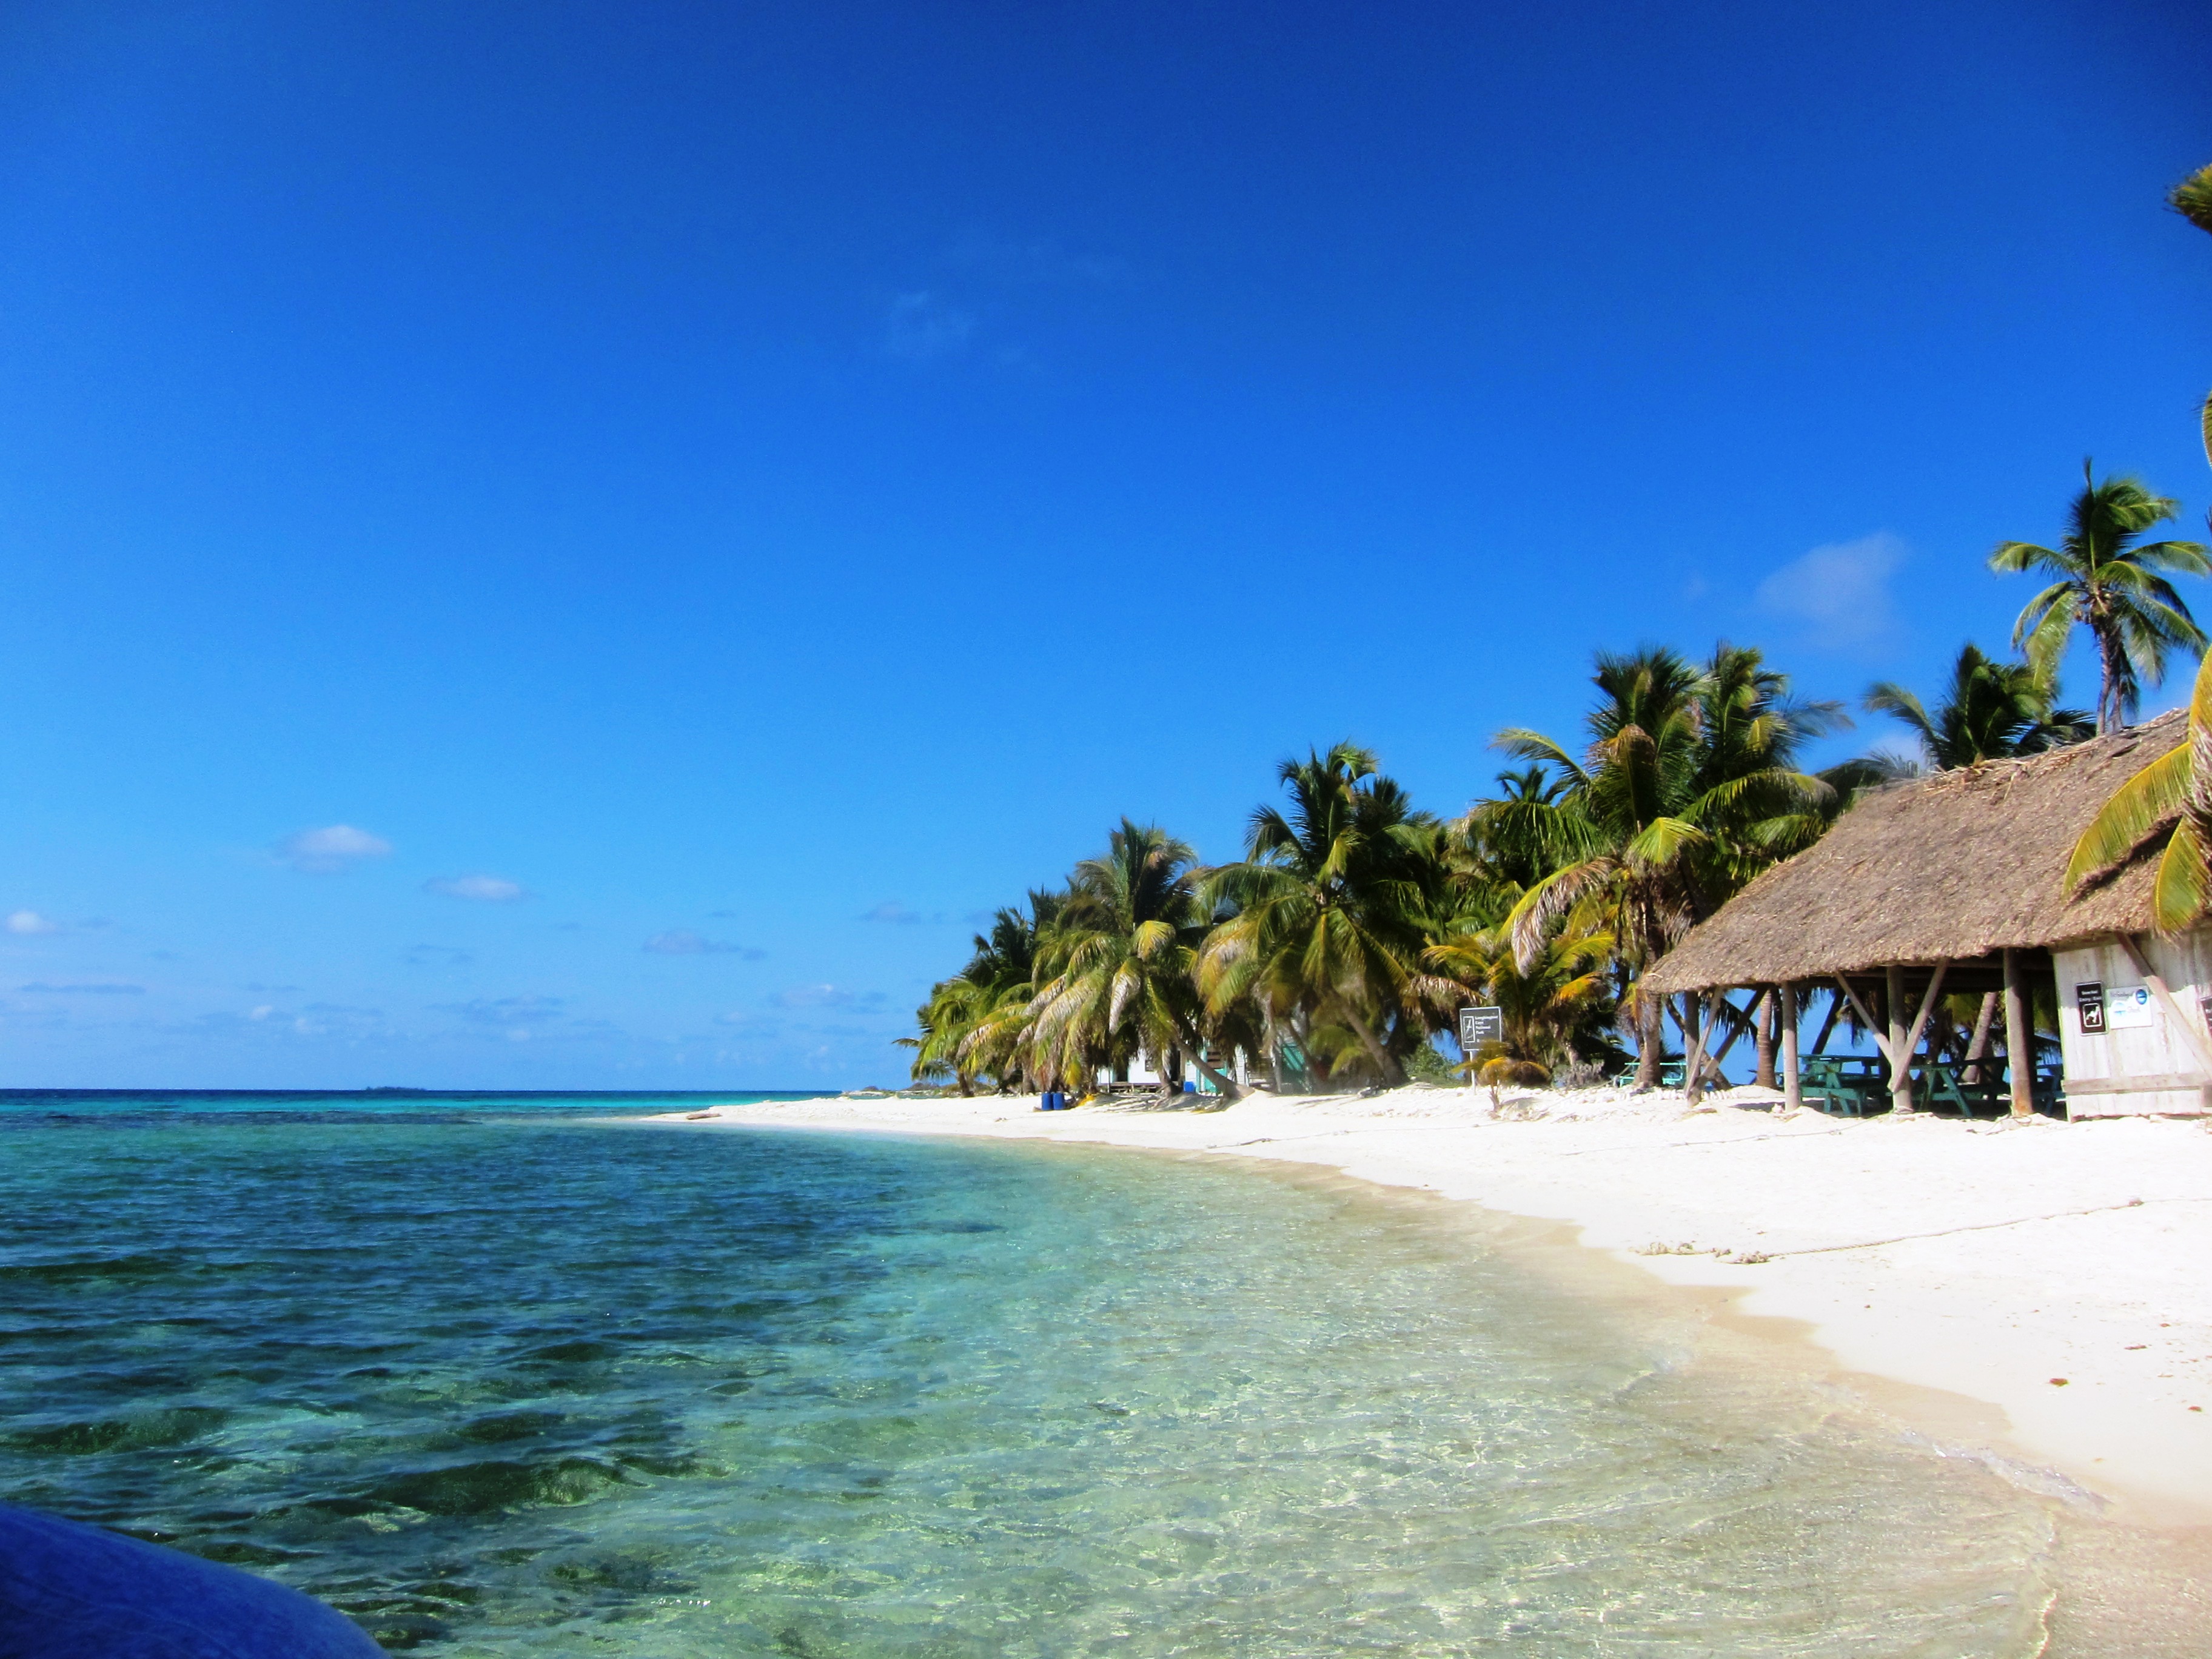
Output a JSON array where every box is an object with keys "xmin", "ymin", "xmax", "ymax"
[
  {"xmin": 1682, "ymin": 992, "xmax": 1711, "ymax": 1102},
  {"xmin": 1962, "ymin": 991, "xmax": 1998, "ymax": 1086},
  {"xmin": 1780, "ymin": 981, "xmax": 1801, "ymax": 1111},
  {"xmin": 2002, "ymin": 948, "xmax": 2031, "ymax": 1117},
  {"xmin": 1887, "ymin": 964, "xmax": 1914, "ymax": 1113}
]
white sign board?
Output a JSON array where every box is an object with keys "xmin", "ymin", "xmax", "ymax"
[{"xmin": 2104, "ymin": 984, "xmax": 2157, "ymax": 1030}]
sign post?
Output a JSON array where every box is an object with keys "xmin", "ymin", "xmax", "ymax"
[{"xmin": 1458, "ymin": 1006, "xmax": 1504, "ymax": 1085}]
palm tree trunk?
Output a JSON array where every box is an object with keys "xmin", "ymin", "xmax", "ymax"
[
  {"xmin": 1171, "ymin": 1017, "xmax": 1243, "ymax": 1101},
  {"xmin": 2097, "ymin": 617, "xmax": 2129, "ymax": 735},
  {"xmin": 1634, "ymin": 985, "xmax": 1663, "ymax": 1089},
  {"xmin": 1336, "ymin": 1004, "xmax": 1405, "ymax": 1087},
  {"xmin": 1754, "ymin": 990, "xmax": 1778, "ymax": 1091}
]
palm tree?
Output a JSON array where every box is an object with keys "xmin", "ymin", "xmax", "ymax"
[
  {"xmin": 1989, "ymin": 464, "xmax": 2210, "ymax": 734},
  {"xmin": 1417, "ymin": 919, "xmax": 1617, "ymax": 1071},
  {"xmin": 2066, "ymin": 650, "xmax": 2212, "ymax": 931},
  {"xmin": 898, "ymin": 891, "xmax": 1061, "ymax": 1093},
  {"xmin": 2173, "ymin": 162, "xmax": 2212, "ymax": 236},
  {"xmin": 1199, "ymin": 743, "xmax": 1442, "ymax": 1087},
  {"xmin": 1493, "ymin": 645, "xmax": 1838, "ymax": 1088},
  {"xmin": 1865, "ymin": 644, "xmax": 2093, "ymax": 771},
  {"xmin": 1027, "ymin": 820, "xmax": 1240, "ymax": 1098}
]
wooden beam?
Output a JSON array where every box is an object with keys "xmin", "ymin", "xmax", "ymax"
[
  {"xmin": 2002, "ymin": 947, "xmax": 2032, "ymax": 1117},
  {"xmin": 1835, "ymin": 975, "xmax": 1889, "ymax": 1064},
  {"xmin": 1780, "ymin": 981, "xmax": 1801, "ymax": 1111},
  {"xmin": 1681, "ymin": 992, "xmax": 1711, "ymax": 1102},
  {"xmin": 2115, "ymin": 933, "xmax": 2212, "ymax": 1076},
  {"xmin": 1962, "ymin": 991, "xmax": 1998, "ymax": 1086},
  {"xmin": 1904, "ymin": 961, "xmax": 1950, "ymax": 1067}
]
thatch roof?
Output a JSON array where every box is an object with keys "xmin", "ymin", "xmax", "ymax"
[{"xmin": 1643, "ymin": 711, "xmax": 2186, "ymax": 993}]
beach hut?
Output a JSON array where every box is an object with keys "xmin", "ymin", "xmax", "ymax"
[{"xmin": 1641, "ymin": 711, "xmax": 2212, "ymax": 1118}]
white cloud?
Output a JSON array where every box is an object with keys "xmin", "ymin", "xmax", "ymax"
[
  {"xmin": 885, "ymin": 291, "xmax": 976, "ymax": 360},
  {"xmin": 423, "ymin": 874, "xmax": 529, "ymax": 902},
  {"xmin": 5, "ymin": 910, "xmax": 61, "ymax": 935},
  {"xmin": 1754, "ymin": 532, "xmax": 1906, "ymax": 646},
  {"xmin": 275, "ymin": 824, "xmax": 393, "ymax": 874},
  {"xmin": 644, "ymin": 930, "xmax": 763, "ymax": 959}
]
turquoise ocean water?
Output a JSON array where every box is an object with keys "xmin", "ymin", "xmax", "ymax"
[{"xmin": 0, "ymin": 1092, "xmax": 2063, "ymax": 1655}]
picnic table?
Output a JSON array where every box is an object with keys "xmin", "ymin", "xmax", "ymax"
[{"xmin": 1799, "ymin": 1057, "xmax": 2063, "ymax": 1117}]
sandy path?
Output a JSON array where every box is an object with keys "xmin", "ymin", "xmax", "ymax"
[{"xmin": 647, "ymin": 1083, "xmax": 2212, "ymax": 1523}]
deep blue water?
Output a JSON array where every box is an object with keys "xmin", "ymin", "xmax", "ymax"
[{"xmin": 0, "ymin": 1096, "xmax": 2058, "ymax": 1654}]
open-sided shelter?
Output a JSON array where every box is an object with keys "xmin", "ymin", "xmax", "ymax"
[{"xmin": 1643, "ymin": 711, "xmax": 2212, "ymax": 1117}]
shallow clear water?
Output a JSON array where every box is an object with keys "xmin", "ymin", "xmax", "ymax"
[{"xmin": 0, "ymin": 1096, "xmax": 2059, "ymax": 1655}]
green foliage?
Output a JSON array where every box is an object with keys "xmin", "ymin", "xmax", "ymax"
[
  {"xmin": 1989, "ymin": 463, "xmax": 2210, "ymax": 734},
  {"xmin": 1865, "ymin": 643, "xmax": 2092, "ymax": 771},
  {"xmin": 1198, "ymin": 743, "xmax": 1446, "ymax": 1087},
  {"xmin": 2171, "ymin": 163, "xmax": 2212, "ymax": 237},
  {"xmin": 2068, "ymin": 651, "xmax": 2212, "ymax": 931}
]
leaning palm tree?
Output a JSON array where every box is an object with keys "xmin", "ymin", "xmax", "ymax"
[
  {"xmin": 1027, "ymin": 820, "xmax": 1240, "ymax": 1098},
  {"xmin": 2066, "ymin": 649, "xmax": 2212, "ymax": 931},
  {"xmin": 1199, "ymin": 743, "xmax": 1442, "ymax": 1087},
  {"xmin": 1989, "ymin": 464, "xmax": 2210, "ymax": 734},
  {"xmin": 1865, "ymin": 644, "xmax": 2093, "ymax": 771}
]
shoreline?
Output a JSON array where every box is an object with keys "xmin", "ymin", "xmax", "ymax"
[{"xmin": 646, "ymin": 1081, "xmax": 2212, "ymax": 1529}]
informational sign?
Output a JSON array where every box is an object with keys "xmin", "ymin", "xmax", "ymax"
[
  {"xmin": 1459, "ymin": 1006, "xmax": 1504, "ymax": 1051},
  {"xmin": 2104, "ymin": 984, "xmax": 2156, "ymax": 1030},
  {"xmin": 2075, "ymin": 980, "xmax": 2105, "ymax": 1034}
]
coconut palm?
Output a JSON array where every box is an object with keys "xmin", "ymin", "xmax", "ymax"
[
  {"xmin": 1028, "ymin": 820, "xmax": 1240, "ymax": 1098},
  {"xmin": 899, "ymin": 891, "xmax": 1062, "ymax": 1093},
  {"xmin": 1417, "ymin": 918, "xmax": 1617, "ymax": 1071},
  {"xmin": 2173, "ymin": 162, "xmax": 2212, "ymax": 236},
  {"xmin": 1199, "ymin": 743, "xmax": 1443, "ymax": 1087},
  {"xmin": 1989, "ymin": 464, "xmax": 2210, "ymax": 734},
  {"xmin": 1865, "ymin": 644, "xmax": 2093, "ymax": 771},
  {"xmin": 2066, "ymin": 651, "xmax": 2212, "ymax": 931},
  {"xmin": 1493, "ymin": 644, "xmax": 1838, "ymax": 1087}
]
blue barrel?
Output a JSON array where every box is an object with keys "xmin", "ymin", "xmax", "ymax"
[{"xmin": 0, "ymin": 1502, "xmax": 381, "ymax": 1657}]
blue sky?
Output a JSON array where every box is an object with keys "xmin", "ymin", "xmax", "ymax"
[{"xmin": 1, "ymin": 0, "xmax": 2207, "ymax": 1088}]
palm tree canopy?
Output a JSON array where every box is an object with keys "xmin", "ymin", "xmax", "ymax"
[
  {"xmin": 1027, "ymin": 819, "xmax": 1241, "ymax": 1093},
  {"xmin": 1989, "ymin": 463, "xmax": 2211, "ymax": 732},
  {"xmin": 1865, "ymin": 643, "xmax": 2093, "ymax": 771},
  {"xmin": 2068, "ymin": 652, "xmax": 2212, "ymax": 931},
  {"xmin": 1199, "ymin": 742, "xmax": 1443, "ymax": 1083},
  {"xmin": 2173, "ymin": 162, "xmax": 2212, "ymax": 237}
]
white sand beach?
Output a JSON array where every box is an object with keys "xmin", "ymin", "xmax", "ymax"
[{"xmin": 653, "ymin": 1084, "xmax": 2212, "ymax": 1526}]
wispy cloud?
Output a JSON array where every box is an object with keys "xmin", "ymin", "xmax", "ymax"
[
  {"xmin": 423, "ymin": 874, "xmax": 529, "ymax": 902},
  {"xmin": 1754, "ymin": 532, "xmax": 1906, "ymax": 646},
  {"xmin": 776, "ymin": 984, "xmax": 887, "ymax": 1011},
  {"xmin": 19, "ymin": 980, "xmax": 145, "ymax": 995},
  {"xmin": 406, "ymin": 943, "xmax": 475, "ymax": 967},
  {"xmin": 884, "ymin": 290, "xmax": 976, "ymax": 361},
  {"xmin": 439, "ymin": 994, "xmax": 566, "ymax": 1027},
  {"xmin": 643, "ymin": 930, "xmax": 764, "ymax": 959},
  {"xmin": 861, "ymin": 901, "xmax": 938, "ymax": 926},
  {"xmin": 275, "ymin": 824, "xmax": 393, "ymax": 874},
  {"xmin": 5, "ymin": 910, "xmax": 62, "ymax": 936}
]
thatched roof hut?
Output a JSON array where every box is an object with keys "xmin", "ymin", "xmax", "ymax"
[{"xmin": 1644, "ymin": 711, "xmax": 2184, "ymax": 997}]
